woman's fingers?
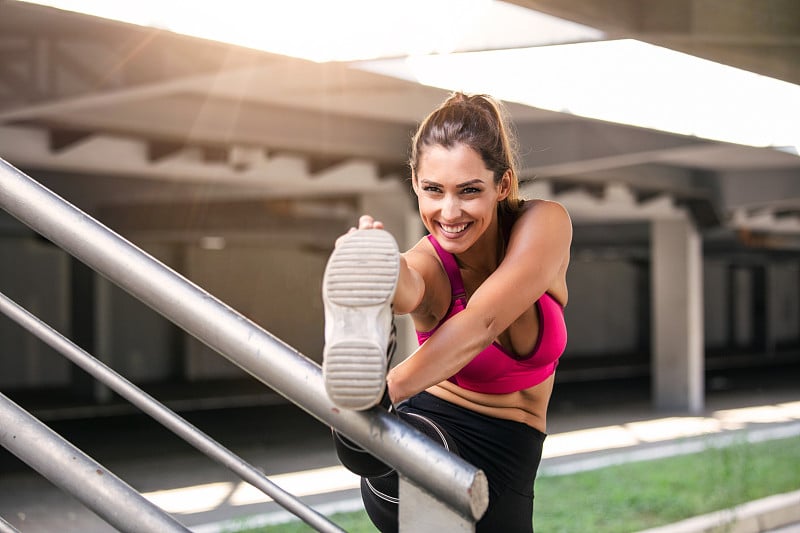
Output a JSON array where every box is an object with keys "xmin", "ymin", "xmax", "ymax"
[
  {"xmin": 335, "ymin": 216, "xmax": 385, "ymax": 246},
  {"xmin": 358, "ymin": 215, "xmax": 384, "ymax": 230},
  {"xmin": 358, "ymin": 215, "xmax": 374, "ymax": 229}
]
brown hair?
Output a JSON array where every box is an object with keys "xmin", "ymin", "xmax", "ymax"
[{"xmin": 409, "ymin": 92, "xmax": 523, "ymax": 222}]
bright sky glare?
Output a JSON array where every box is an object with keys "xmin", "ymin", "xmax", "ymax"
[
  {"xmin": 19, "ymin": 0, "xmax": 800, "ymax": 150},
  {"xmin": 20, "ymin": 0, "xmax": 603, "ymax": 61},
  {"xmin": 359, "ymin": 40, "xmax": 800, "ymax": 150}
]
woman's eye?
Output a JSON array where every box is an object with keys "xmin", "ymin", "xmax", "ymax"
[
  {"xmin": 462, "ymin": 187, "xmax": 481, "ymax": 194},
  {"xmin": 423, "ymin": 186, "xmax": 441, "ymax": 193}
]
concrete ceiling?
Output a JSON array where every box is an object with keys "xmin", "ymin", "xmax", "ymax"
[
  {"xmin": 0, "ymin": 0, "xmax": 799, "ymax": 245},
  {"xmin": 509, "ymin": 0, "xmax": 800, "ymax": 86}
]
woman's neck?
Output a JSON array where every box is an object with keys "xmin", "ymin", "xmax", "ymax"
[{"xmin": 454, "ymin": 219, "xmax": 503, "ymax": 275}]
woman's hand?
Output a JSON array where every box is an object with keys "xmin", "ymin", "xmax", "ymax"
[
  {"xmin": 355, "ymin": 214, "xmax": 384, "ymax": 230},
  {"xmin": 336, "ymin": 215, "xmax": 384, "ymax": 247}
]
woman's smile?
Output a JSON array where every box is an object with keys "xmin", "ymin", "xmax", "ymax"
[{"xmin": 438, "ymin": 221, "xmax": 471, "ymax": 236}]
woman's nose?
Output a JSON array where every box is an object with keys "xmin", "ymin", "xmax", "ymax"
[{"xmin": 441, "ymin": 195, "xmax": 461, "ymax": 220}]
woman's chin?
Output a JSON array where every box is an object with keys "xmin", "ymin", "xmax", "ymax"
[{"xmin": 434, "ymin": 227, "xmax": 474, "ymax": 253}]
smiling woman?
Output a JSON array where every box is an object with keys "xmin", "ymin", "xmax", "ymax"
[{"xmin": 323, "ymin": 92, "xmax": 572, "ymax": 532}]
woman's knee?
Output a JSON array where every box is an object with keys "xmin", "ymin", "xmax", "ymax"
[{"xmin": 332, "ymin": 430, "xmax": 394, "ymax": 477}]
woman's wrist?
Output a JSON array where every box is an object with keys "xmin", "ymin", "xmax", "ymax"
[{"xmin": 386, "ymin": 369, "xmax": 406, "ymax": 405}]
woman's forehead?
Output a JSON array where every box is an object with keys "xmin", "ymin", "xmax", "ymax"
[{"xmin": 417, "ymin": 144, "xmax": 488, "ymax": 172}]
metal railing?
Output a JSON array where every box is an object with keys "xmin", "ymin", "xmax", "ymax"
[
  {"xmin": 0, "ymin": 157, "xmax": 488, "ymax": 532},
  {"xmin": 0, "ymin": 290, "xmax": 343, "ymax": 533}
]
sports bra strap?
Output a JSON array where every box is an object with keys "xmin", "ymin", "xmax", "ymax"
[{"xmin": 426, "ymin": 235, "xmax": 467, "ymax": 300}]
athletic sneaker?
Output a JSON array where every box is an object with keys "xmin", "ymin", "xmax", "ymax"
[{"xmin": 322, "ymin": 229, "xmax": 399, "ymax": 410}]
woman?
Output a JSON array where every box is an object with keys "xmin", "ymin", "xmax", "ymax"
[{"xmin": 322, "ymin": 92, "xmax": 572, "ymax": 532}]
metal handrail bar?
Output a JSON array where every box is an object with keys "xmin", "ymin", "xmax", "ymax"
[
  {"xmin": 0, "ymin": 393, "xmax": 189, "ymax": 533},
  {"xmin": 0, "ymin": 291, "xmax": 345, "ymax": 533},
  {"xmin": 0, "ymin": 157, "xmax": 488, "ymax": 521},
  {"xmin": 0, "ymin": 516, "xmax": 20, "ymax": 533}
]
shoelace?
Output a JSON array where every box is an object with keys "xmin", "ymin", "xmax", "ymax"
[
  {"xmin": 386, "ymin": 318, "xmax": 397, "ymax": 365},
  {"xmin": 384, "ymin": 313, "xmax": 398, "ymax": 413}
]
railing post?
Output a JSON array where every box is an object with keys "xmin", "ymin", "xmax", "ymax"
[
  {"xmin": 399, "ymin": 476, "xmax": 478, "ymax": 532},
  {"xmin": 0, "ymin": 393, "xmax": 189, "ymax": 533},
  {"xmin": 0, "ymin": 157, "xmax": 488, "ymax": 524}
]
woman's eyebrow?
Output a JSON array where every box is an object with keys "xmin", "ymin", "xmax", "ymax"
[
  {"xmin": 419, "ymin": 178, "xmax": 487, "ymax": 187},
  {"xmin": 456, "ymin": 179, "xmax": 485, "ymax": 188}
]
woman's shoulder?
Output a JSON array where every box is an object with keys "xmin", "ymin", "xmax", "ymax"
[
  {"xmin": 511, "ymin": 200, "xmax": 571, "ymax": 303},
  {"xmin": 520, "ymin": 198, "xmax": 569, "ymax": 215},
  {"xmin": 514, "ymin": 199, "xmax": 572, "ymax": 232}
]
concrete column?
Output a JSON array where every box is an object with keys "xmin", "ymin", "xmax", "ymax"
[
  {"xmin": 651, "ymin": 218, "xmax": 704, "ymax": 414},
  {"xmin": 360, "ymin": 188, "xmax": 422, "ymax": 365},
  {"xmin": 731, "ymin": 266, "xmax": 754, "ymax": 349},
  {"xmin": 359, "ymin": 187, "xmax": 413, "ymax": 239},
  {"xmin": 764, "ymin": 264, "xmax": 782, "ymax": 356}
]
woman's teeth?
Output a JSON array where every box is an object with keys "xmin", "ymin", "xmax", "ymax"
[{"xmin": 440, "ymin": 223, "xmax": 468, "ymax": 234}]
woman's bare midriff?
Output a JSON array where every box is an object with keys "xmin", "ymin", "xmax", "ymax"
[{"xmin": 426, "ymin": 373, "xmax": 555, "ymax": 433}]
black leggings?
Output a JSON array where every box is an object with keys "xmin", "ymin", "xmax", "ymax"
[{"xmin": 333, "ymin": 392, "xmax": 546, "ymax": 533}]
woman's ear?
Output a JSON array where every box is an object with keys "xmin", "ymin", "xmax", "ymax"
[{"xmin": 497, "ymin": 170, "xmax": 512, "ymax": 201}]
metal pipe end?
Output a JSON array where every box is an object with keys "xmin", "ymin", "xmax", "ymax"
[{"xmin": 469, "ymin": 469, "xmax": 489, "ymax": 520}]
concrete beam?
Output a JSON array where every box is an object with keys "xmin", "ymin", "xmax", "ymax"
[{"xmin": 511, "ymin": 0, "xmax": 800, "ymax": 84}]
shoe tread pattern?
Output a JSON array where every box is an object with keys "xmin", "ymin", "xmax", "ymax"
[
  {"xmin": 325, "ymin": 231, "xmax": 399, "ymax": 306},
  {"xmin": 323, "ymin": 230, "xmax": 398, "ymax": 410}
]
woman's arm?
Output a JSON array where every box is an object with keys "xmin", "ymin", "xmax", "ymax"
[
  {"xmin": 387, "ymin": 200, "xmax": 572, "ymax": 403},
  {"xmin": 346, "ymin": 215, "xmax": 439, "ymax": 318}
]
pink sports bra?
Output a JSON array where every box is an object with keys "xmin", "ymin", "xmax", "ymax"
[{"xmin": 416, "ymin": 235, "xmax": 567, "ymax": 394}]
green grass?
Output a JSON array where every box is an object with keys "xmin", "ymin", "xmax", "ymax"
[
  {"xmin": 236, "ymin": 435, "xmax": 800, "ymax": 533},
  {"xmin": 533, "ymin": 435, "xmax": 800, "ymax": 532}
]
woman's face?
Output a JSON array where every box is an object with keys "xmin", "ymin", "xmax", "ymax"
[{"xmin": 413, "ymin": 143, "xmax": 510, "ymax": 255}]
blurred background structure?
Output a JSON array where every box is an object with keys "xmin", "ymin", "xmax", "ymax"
[{"xmin": 0, "ymin": 0, "xmax": 798, "ymax": 428}]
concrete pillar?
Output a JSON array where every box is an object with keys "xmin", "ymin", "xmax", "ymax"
[
  {"xmin": 731, "ymin": 266, "xmax": 754, "ymax": 349},
  {"xmin": 651, "ymin": 218, "xmax": 704, "ymax": 414}
]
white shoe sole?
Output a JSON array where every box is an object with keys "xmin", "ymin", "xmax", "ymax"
[{"xmin": 322, "ymin": 229, "xmax": 399, "ymax": 410}]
